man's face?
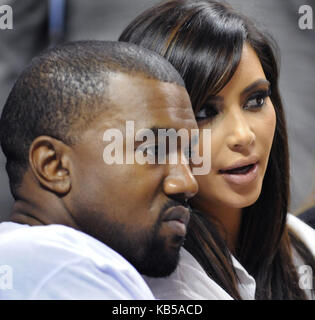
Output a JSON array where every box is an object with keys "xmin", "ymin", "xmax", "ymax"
[{"xmin": 67, "ymin": 73, "xmax": 198, "ymax": 277}]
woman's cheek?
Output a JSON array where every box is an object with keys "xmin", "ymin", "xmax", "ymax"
[{"xmin": 264, "ymin": 103, "xmax": 276, "ymax": 141}]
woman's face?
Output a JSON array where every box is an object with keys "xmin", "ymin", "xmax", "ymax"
[{"xmin": 191, "ymin": 44, "xmax": 276, "ymax": 214}]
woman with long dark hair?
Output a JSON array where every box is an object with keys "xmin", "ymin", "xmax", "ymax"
[{"xmin": 119, "ymin": 0, "xmax": 315, "ymax": 299}]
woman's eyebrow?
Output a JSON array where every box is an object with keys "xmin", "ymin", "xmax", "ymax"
[{"xmin": 241, "ymin": 79, "xmax": 271, "ymax": 96}]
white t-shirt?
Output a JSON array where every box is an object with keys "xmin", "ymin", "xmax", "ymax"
[
  {"xmin": 0, "ymin": 222, "xmax": 155, "ymax": 300},
  {"xmin": 143, "ymin": 214, "xmax": 315, "ymax": 300}
]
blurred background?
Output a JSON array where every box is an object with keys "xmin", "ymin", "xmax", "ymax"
[{"xmin": 0, "ymin": 0, "xmax": 314, "ymax": 221}]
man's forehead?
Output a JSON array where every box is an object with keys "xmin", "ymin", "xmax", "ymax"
[
  {"xmin": 108, "ymin": 72, "xmax": 189, "ymax": 109},
  {"xmin": 105, "ymin": 72, "xmax": 196, "ymax": 130}
]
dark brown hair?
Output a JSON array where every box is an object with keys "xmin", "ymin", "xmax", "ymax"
[{"xmin": 120, "ymin": 0, "xmax": 315, "ymax": 299}]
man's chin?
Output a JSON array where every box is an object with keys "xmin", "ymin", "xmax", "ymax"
[
  {"xmin": 140, "ymin": 254, "xmax": 180, "ymax": 278},
  {"xmin": 136, "ymin": 240, "xmax": 182, "ymax": 278}
]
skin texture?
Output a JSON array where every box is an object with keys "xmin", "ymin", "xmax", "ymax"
[
  {"xmin": 191, "ymin": 45, "xmax": 276, "ymax": 251},
  {"xmin": 11, "ymin": 72, "xmax": 199, "ymax": 276}
]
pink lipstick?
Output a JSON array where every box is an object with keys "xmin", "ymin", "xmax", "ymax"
[{"xmin": 219, "ymin": 160, "xmax": 259, "ymax": 185}]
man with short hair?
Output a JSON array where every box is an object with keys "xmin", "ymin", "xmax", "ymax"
[{"xmin": 0, "ymin": 41, "xmax": 198, "ymax": 299}]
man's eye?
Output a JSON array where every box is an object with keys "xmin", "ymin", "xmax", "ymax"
[
  {"xmin": 195, "ymin": 104, "xmax": 219, "ymax": 121},
  {"xmin": 145, "ymin": 145, "xmax": 159, "ymax": 156},
  {"xmin": 244, "ymin": 89, "xmax": 271, "ymax": 110},
  {"xmin": 145, "ymin": 144, "xmax": 167, "ymax": 162},
  {"xmin": 183, "ymin": 145, "xmax": 198, "ymax": 161},
  {"xmin": 136, "ymin": 144, "xmax": 156, "ymax": 157},
  {"xmin": 183, "ymin": 146, "xmax": 192, "ymax": 160}
]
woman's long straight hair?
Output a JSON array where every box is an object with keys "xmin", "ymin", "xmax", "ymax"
[{"xmin": 120, "ymin": 0, "xmax": 315, "ymax": 299}]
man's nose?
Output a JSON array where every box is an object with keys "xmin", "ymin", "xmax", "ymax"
[
  {"xmin": 163, "ymin": 161, "xmax": 199, "ymax": 200},
  {"xmin": 226, "ymin": 111, "xmax": 255, "ymax": 151}
]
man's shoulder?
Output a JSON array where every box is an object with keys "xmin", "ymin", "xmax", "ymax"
[
  {"xmin": 0, "ymin": 222, "xmax": 99, "ymax": 253},
  {"xmin": 0, "ymin": 222, "xmax": 154, "ymax": 299},
  {"xmin": 0, "ymin": 221, "xmax": 131, "ymax": 270}
]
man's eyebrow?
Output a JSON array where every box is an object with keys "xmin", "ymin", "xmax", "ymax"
[
  {"xmin": 134, "ymin": 127, "xmax": 177, "ymax": 140},
  {"xmin": 241, "ymin": 79, "xmax": 271, "ymax": 96},
  {"xmin": 137, "ymin": 127, "xmax": 168, "ymax": 135},
  {"xmin": 134, "ymin": 126, "xmax": 200, "ymax": 144}
]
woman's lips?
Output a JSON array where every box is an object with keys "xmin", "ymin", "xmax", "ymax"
[{"xmin": 219, "ymin": 162, "xmax": 259, "ymax": 185}]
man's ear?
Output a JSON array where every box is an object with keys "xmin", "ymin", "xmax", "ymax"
[{"xmin": 29, "ymin": 136, "xmax": 72, "ymax": 194}]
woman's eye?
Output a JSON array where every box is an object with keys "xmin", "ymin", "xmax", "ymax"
[
  {"xmin": 245, "ymin": 96, "xmax": 265, "ymax": 109},
  {"xmin": 195, "ymin": 104, "xmax": 219, "ymax": 121},
  {"xmin": 244, "ymin": 89, "xmax": 271, "ymax": 110}
]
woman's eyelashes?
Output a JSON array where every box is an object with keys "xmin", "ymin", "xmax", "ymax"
[
  {"xmin": 244, "ymin": 88, "xmax": 271, "ymax": 110},
  {"xmin": 195, "ymin": 88, "xmax": 271, "ymax": 121}
]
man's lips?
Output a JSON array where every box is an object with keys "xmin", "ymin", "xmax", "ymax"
[
  {"xmin": 162, "ymin": 205, "xmax": 191, "ymax": 227},
  {"xmin": 161, "ymin": 205, "xmax": 191, "ymax": 238}
]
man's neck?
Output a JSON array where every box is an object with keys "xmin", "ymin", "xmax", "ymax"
[
  {"xmin": 11, "ymin": 186, "xmax": 79, "ymax": 230},
  {"xmin": 10, "ymin": 200, "xmax": 47, "ymax": 226}
]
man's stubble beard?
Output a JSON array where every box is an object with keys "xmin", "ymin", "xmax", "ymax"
[{"xmin": 96, "ymin": 212, "xmax": 184, "ymax": 277}]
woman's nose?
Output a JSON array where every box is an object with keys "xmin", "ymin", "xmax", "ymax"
[{"xmin": 226, "ymin": 111, "xmax": 255, "ymax": 151}]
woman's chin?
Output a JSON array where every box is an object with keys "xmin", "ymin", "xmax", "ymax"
[
  {"xmin": 193, "ymin": 185, "xmax": 262, "ymax": 213},
  {"xmin": 221, "ymin": 185, "xmax": 263, "ymax": 209}
]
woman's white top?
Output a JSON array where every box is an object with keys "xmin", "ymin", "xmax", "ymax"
[{"xmin": 143, "ymin": 214, "xmax": 315, "ymax": 300}]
